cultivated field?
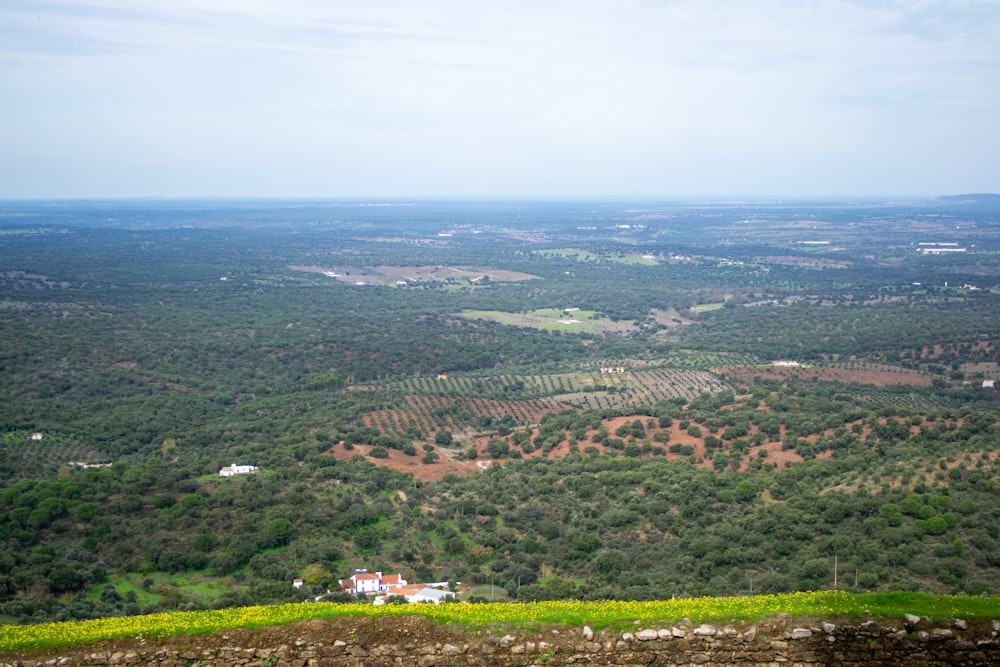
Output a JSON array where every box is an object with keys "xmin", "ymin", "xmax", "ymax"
[
  {"xmin": 458, "ymin": 308, "xmax": 636, "ymax": 334},
  {"xmin": 719, "ymin": 362, "xmax": 934, "ymax": 387},
  {"xmin": 289, "ymin": 265, "xmax": 541, "ymax": 285}
]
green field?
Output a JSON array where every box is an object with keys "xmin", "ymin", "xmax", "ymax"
[
  {"xmin": 691, "ymin": 301, "xmax": 726, "ymax": 313},
  {"xmin": 459, "ymin": 308, "xmax": 609, "ymax": 332},
  {"xmin": 94, "ymin": 572, "xmax": 232, "ymax": 609}
]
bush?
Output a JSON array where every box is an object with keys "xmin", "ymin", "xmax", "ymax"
[
  {"xmin": 734, "ymin": 479, "xmax": 757, "ymax": 502},
  {"xmin": 918, "ymin": 515, "xmax": 949, "ymax": 535}
]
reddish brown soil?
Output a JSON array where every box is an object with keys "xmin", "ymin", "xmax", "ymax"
[
  {"xmin": 325, "ymin": 443, "xmax": 476, "ymax": 481},
  {"xmin": 326, "ymin": 406, "xmax": 832, "ymax": 481},
  {"xmin": 328, "ymin": 389, "xmax": 945, "ymax": 482}
]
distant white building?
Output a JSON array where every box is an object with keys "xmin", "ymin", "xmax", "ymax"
[
  {"xmin": 408, "ymin": 588, "xmax": 455, "ymax": 604},
  {"xmin": 372, "ymin": 586, "xmax": 456, "ymax": 605},
  {"xmin": 918, "ymin": 247, "xmax": 966, "ymax": 254},
  {"xmin": 219, "ymin": 463, "xmax": 259, "ymax": 477}
]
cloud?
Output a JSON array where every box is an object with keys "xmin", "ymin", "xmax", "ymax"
[{"xmin": 1, "ymin": 0, "xmax": 997, "ymax": 196}]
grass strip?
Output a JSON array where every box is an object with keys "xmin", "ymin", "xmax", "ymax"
[{"xmin": 2, "ymin": 591, "xmax": 997, "ymax": 652}]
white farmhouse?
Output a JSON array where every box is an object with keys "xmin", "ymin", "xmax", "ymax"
[
  {"xmin": 219, "ymin": 463, "xmax": 259, "ymax": 477},
  {"xmin": 338, "ymin": 570, "xmax": 408, "ymax": 595}
]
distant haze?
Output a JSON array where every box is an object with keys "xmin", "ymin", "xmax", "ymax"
[{"xmin": 2, "ymin": 1, "xmax": 998, "ymax": 198}]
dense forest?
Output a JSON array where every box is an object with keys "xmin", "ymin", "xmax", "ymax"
[{"xmin": 1, "ymin": 196, "xmax": 999, "ymax": 623}]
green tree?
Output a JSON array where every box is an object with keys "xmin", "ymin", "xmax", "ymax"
[
  {"xmin": 734, "ymin": 479, "xmax": 757, "ymax": 502},
  {"xmin": 486, "ymin": 438, "xmax": 510, "ymax": 459},
  {"xmin": 262, "ymin": 518, "xmax": 293, "ymax": 548}
]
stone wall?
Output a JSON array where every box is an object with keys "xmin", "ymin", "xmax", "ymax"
[{"xmin": 3, "ymin": 615, "xmax": 998, "ymax": 667}]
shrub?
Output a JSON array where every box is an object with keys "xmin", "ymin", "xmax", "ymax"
[{"xmin": 734, "ymin": 479, "xmax": 758, "ymax": 502}]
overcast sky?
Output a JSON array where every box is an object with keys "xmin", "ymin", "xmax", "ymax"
[{"xmin": 2, "ymin": 0, "xmax": 998, "ymax": 198}]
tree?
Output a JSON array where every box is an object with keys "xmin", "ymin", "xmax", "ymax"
[
  {"xmin": 917, "ymin": 515, "xmax": 949, "ymax": 535},
  {"xmin": 47, "ymin": 566, "xmax": 86, "ymax": 594},
  {"xmin": 261, "ymin": 518, "xmax": 293, "ymax": 548},
  {"xmin": 879, "ymin": 503, "xmax": 903, "ymax": 526},
  {"xmin": 302, "ymin": 563, "xmax": 333, "ymax": 587},
  {"xmin": 354, "ymin": 526, "xmax": 381, "ymax": 551},
  {"xmin": 486, "ymin": 438, "xmax": 509, "ymax": 459},
  {"xmin": 572, "ymin": 532, "xmax": 601, "ymax": 555},
  {"xmin": 593, "ymin": 550, "xmax": 626, "ymax": 577},
  {"xmin": 161, "ymin": 438, "xmax": 178, "ymax": 457},
  {"xmin": 445, "ymin": 536, "xmax": 466, "ymax": 555},
  {"xmin": 734, "ymin": 479, "xmax": 757, "ymax": 502},
  {"xmin": 192, "ymin": 533, "xmax": 218, "ymax": 552}
]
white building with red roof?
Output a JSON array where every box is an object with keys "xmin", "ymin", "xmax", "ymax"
[
  {"xmin": 338, "ymin": 570, "xmax": 408, "ymax": 595},
  {"xmin": 219, "ymin": 463, "xmax": 259, "ymax": 477}
]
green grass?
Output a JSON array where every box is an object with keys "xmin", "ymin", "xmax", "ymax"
[
  {"xmin": 691, "ymin": 302, "xmax": 726, "ymax": 313},
  {"xmin": 458, "ymin": 310, "xmax": 523, "ymax": 325},
  {"xmin": 2, "ymin": 592, "xmax": 997, "ymax": 652},
  {"xmin": 540, "ymin": 321, "xmax": 597, "ymax": 332},
  {"xmin": 94, "ymin": 571, "xmax": 233, "ymax": 608},
  {"xmin": 459, "ymin": 309, "xmax": 605, "ymax": 332}
]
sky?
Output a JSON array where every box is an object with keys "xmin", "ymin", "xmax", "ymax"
[{"xmin": 1, "ymin": 0, "xmax": 999, "ymax": 198}]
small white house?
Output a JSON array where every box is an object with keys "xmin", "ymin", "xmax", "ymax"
[{"xmin": 219, "ymin": 463, "xmax": 259, "ymax": 477}]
